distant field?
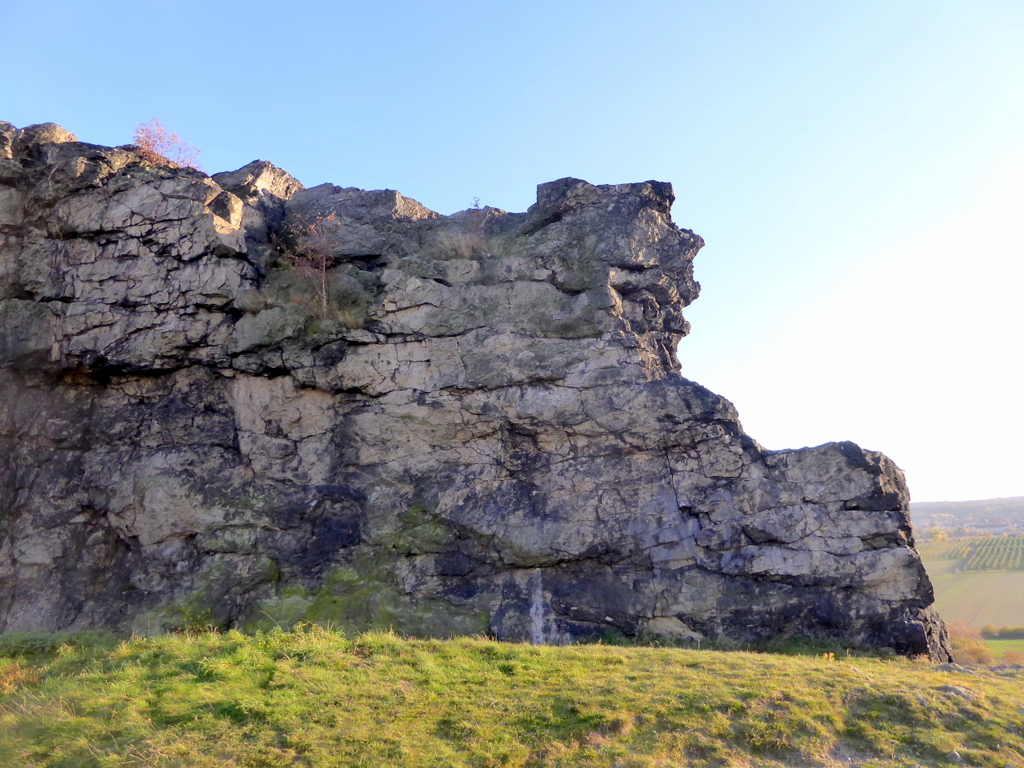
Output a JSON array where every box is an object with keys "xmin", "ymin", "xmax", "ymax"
[
  {"xmin": 920, "ymin": 537, "xmax": 1024, "ymax": 656},
  {"xmin": 986, "ymin": 638, "xmax": 1024, "ymax": 658},
  {"xmin": 922, "ymin": 561, "xmax": 1024, "ymax": 627},
  {"xmin": 918, "ymin": 535, "xmax": 1024, "ymax": 571},
  {"xmin": 917, "ymin": 539, "xmax": 964, "ymax": 561},
  {"xmin": 919, "ymin": 537, "xmax": 1024, "ymax": 628}
]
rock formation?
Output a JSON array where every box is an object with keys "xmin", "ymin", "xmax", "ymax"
[{"xmin": 0, "ymin": 122, "xmax": 951, "ymax": 659}]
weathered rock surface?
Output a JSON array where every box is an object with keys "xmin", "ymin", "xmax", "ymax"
[{"xmin": 0, "ymin": 121, "xmax": 951, "ymax": 659}]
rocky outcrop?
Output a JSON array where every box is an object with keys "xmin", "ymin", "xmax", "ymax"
[{"xmin": 0, "ymin": 122, "xmax": 951, "ymax": 659}]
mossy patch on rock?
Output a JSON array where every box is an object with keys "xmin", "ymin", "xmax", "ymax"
[{"xmin": 248, "ymin": 555, "xmax": 489, "ymax": 638}]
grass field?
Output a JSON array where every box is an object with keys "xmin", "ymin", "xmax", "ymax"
[
  {"xmin": 986, "ymin": 638, "xmax": 1024, "ymax": 658},
  {"xmin": 919, "ymin": 536, "xmax": 1024, "ymax": 631},
  {"xmin": 921, "ymin": 560, "xmax": 1024, "ymax": 627},
  {"xmin": 929, "ymin": 568, "xmax": 1024, "ymax": 626},
  {"xmin": 0, "ymin": 628, "xmax": 1022, "ymax": 767}
]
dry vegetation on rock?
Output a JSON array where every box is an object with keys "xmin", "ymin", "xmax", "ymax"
[{"xmin": 131, "ymin": 118, "xmax": 203, "ymax": 170}]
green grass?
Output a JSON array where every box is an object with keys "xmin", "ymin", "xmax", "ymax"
[
  {"xmin": 986, "ymin": 639, "xmax": 1024, "ymax": 658},
  {"xmin": 0, "ymin": 628, "xmax": 1022, "ymax": 767}
]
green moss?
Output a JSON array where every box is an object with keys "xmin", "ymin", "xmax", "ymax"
[
  {"xmin": 390, "ymin": 504, "xmax": 452, "ymax": 555},
  {"xmin": 133, "ymin": 596, "xmax": 220, "ymax": 636},
  {"xmin": 363, "ymin": 501, "xmax": 455, "ymax": 554},
  {"xmin": 249, "ymin": 548, "xmax": 488, "ymax": 638},
  {"xmin": 133, "ymin": 556, "xmax": 278, "ymax": 634},
  {"xmin": 196, "ymin": 526, "xmax": 258, "ymax": 554}
]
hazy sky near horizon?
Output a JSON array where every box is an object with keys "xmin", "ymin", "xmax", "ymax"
[{"xmin": 3, "ymin": 0, "xmax": 1022, "ymax": 502}]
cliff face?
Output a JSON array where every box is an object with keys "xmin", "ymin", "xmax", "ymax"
[{"xmin": 0, "ymin": 122, "xmax": 951, "ymax": 659}]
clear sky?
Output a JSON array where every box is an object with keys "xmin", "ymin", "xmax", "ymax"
[{"xmin": 3, "ymin": 0, "xmax": 1022, "ymax": 502}]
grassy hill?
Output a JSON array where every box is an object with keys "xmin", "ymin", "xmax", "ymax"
[{"xmin": 0, "ymin": 628, "xmax": 1022, "ymax": 767}]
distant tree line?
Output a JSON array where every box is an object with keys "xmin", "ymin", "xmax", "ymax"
[{"xmin": 981, "ymin": 625, "xmax": 1024, "ymax": 639}]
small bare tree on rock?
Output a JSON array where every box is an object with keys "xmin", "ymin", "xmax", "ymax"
[
  {"xmin": 288, "ymin": 212, "xmax": 339, "ymax": 318},
  {"xmin": 132, "ymin": 118, "xmax": 203, "ymax": 170}
]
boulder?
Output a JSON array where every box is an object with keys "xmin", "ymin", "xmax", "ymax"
[{"xmin": 0, "ymin": 122, "xmax": 951, "ymax": 660}]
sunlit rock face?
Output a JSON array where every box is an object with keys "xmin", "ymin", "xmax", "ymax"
[{"xmin": 0, "ymin": 121, "xmax": 951, "ymax": 659}]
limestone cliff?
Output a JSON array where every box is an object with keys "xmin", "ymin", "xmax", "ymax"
[{"xmin": 0, "ymin": 122, "xmax": 951, "ymax": 659}]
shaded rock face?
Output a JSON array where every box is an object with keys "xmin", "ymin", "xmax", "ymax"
[{"xmin": 0, "ymin": 121, "xmax": 951, "ymax": 660}]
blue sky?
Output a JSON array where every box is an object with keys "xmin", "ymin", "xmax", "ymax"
[{"xmin": 4, "ymin": 0, "xmax": 1022, "ymax": 501}]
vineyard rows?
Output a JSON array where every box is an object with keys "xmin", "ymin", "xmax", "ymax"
[{"xmin": 944, "ymin": 535, "xmax": 1024, "ymax": 572}]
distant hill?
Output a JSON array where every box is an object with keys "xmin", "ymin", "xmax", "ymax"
[{"xmin": 911, "ymin": 496, "xmax": 1024, "ymax": 536}]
